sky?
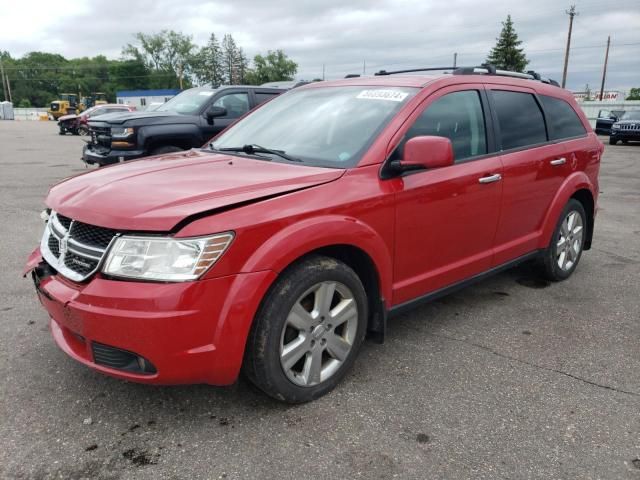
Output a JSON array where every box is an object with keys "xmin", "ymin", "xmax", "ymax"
[{"xmin": 1, "ymin": 0, "xmax": 639, "ymax": 93}]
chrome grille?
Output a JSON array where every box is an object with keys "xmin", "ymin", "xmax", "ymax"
[
  {"xmin": 40, "ymin": 211, "xmax": 118, "ymax": 282},
  {"xmin": 618, "ymin": 123, "xmax": 640, "ymax": 131}
]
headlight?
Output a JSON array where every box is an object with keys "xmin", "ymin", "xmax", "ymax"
[
  {"xmin": 111, "ymin": 127, "xmax": 135, "ymax": 138},
  {"xmin": 103, "ymin": 232, "xmax": 234, "ymax": 281},
  {"xmin": 612, "ymin": 124, "xmax": 621, "ymax": 129}
]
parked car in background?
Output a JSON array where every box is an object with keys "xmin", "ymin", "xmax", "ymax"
[
  {"xmin": 26, "ymin": 66, "xmax": 602, "ymax": 403},
  {"xmin": 58, "ymin": 104, "xmax": 136, "ymax": 136},
  {"xmin": 594, "ymin": 109, "xmax": 625, "ymax": 135},
  {"xmin": 82, "ymin": 85, "xmax": 285, "ymax": 166},
  {"xmin": 609, "ymin": 110, "xmax": 640, "ymax": 145}
]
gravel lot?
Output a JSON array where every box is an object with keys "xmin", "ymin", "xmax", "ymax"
[{"xmin": 0, "ymin": 121, "xmax": 638, "ymax": 480}]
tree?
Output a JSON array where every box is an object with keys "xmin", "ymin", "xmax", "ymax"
[
  {"xmin": 627, "ymin": 88, "xmax": 640, "ymax": 100},
  {"xmin": 193, "ymin": 33, "xmax": 224, "ymax": 86},
  {"xmin": 122, "ymin": 30, "xmax": 196, "ymax": 89},
  {"xmin": 221, "ymin": 34, "xmax": 239, "ymax": 84},
  {"xmin": 244, "ymin": 50, "xmax": 298, "ymax": 85},
  {"xmin": 486, "ymin": 15, "xmax": 529, "ymax": 72}
]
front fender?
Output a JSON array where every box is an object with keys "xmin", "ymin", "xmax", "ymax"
[
  {"xmin": 538, "ymin": 171, "xmax": 596, "ymax": 249},
  {"xmin": 241, "ymin": 215, "xmax": 393, "ymax": 304}
]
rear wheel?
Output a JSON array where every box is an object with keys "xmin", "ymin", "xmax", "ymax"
[
  {"xmin": 540, "ymin": 199, "xmax": 586, "ymax": 281},
  {"xmin": 244, "ymin": 255, "xmax": 367, "ymax": 403}
]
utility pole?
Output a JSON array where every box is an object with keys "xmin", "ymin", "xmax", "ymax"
[
  {"xmin": 453, "ymin": 52, "xmax": 457, "ymax": 68},
  {"xmin": 0, "ymin": 57, "xmax": 7, "ymax": 101},
  {"xmin": 599, "ymin": 35, "xmax": 611, "ymax": 101},
  {"xmin": 6, "ymin": 75, "xmax": 12, "ymax": 103},
  {"xmin": 322, "ymin": 63, "xmax": 325, "ymax": 81},
  {"xmin": 561, "ymin": 5, "xmax": 578, "ymax": 88},
  {"xmin": 177, "ymin": 63, "xmax": 184, "ymax": 90},
  {"xmin": 363, "ymin": 60, "xmax": 366, "ymax": 75}
]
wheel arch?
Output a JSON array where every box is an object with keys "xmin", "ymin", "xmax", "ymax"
[
  {"xmin": 240, "ymin": 216, "xmax": 393, "ymax": 343},
  {"xmin": 571, "ymin": 188, "xmax": 595, "ymax": 250},
  {"xmin": 539, "ymin": 172, "xmax": 597, "ymax": 251}
]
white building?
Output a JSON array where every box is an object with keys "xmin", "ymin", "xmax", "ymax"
[{"xmin": 116, "ymin": 89, "xmax": 180, "ymax": 110}]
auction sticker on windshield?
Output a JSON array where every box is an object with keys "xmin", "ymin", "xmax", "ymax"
[{"xmin": 356, "ymin": 90, "xmax": 409, "ymax": 102}]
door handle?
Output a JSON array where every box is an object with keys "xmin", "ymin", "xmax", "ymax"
[
  {"xmin": 478, "ymin": 173, "xmax": 502, "ymax": 184},
  {"xmin": 550, "ymin": 158, "xmax": 566, "ymax": 166}
]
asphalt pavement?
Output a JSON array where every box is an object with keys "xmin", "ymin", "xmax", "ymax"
[{"xmin": 0, "ymin": 121, "xmax": 638, "ymax": 479}]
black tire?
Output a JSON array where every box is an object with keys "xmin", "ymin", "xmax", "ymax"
[
  {"xmin": 622, "ymin": 140, "xmax": 629, "ymax": 145},
  {"xmin": 58, "ymin": 128, "xmax": 65, "ymax": 135},
  {"xmin": 609, "ymin": 137, "xmax": 618, "ymax": 145},
  {"xmin": 150, "ymin": 145, "xmax": 183, "ymax": 155},
  {"xmin": 71, "ymin": 128, "xmax": 80, "ymax": 136},
  {"xmin": 539, "ymin": 199, "xmax": 587, "ymax": 281},
  {"xmin": 243, "ymin": 255, "xmax": 368, "ymax": 403}
]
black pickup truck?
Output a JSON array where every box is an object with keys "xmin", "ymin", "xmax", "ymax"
[{"xmin": 82, "ymin": 85, "xmax": 284, "ymax": 166}]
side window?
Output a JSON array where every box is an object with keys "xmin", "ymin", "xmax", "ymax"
[
  {"xmin": 255, "ymin": 92, "xmax": 279, "ymax": 105},
  {"xmin": 401, "ymin": 90, "xmax": 487, "ymax": 163},
  {"xmin": 212, "ymin": 93, "xmax": 250, "ymax": 118},
  {"xmin": 491, "ymin": 90, "xmax": 547, "ymax": 150},
  {"xmin": 540, "ymin": 95, "xmax": 586, "ymax": 140}
]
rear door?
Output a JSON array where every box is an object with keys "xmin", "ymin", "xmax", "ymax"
[
  {"xmin": 487, "ymin": 87, "xmax": 567, "ymax": 265},
  {"xmin": 391, "ymin": 85, "xmax": 503, "ymax": 305}
]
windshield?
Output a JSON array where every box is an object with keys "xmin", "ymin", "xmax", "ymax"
[
  {"xmin": 156, "ymin": 87, "xmax": 217, "ymax": 115},
  {"xmin": 211, "ymin": 86, "xmax": 418, "ymax": 168},
  {"xmin": 621, "ymin": 111, "xmax": 640, "ymax": 121}
]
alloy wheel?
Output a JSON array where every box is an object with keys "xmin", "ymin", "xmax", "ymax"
[
  {"xmin": 279, "ymin": 281, "xmax": 358, "ymax": 387},
  {"xmin": 556, "ymin": 210, "xmax": 584, "ymax": 271}
]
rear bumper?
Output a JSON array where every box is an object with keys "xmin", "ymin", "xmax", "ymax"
[
  {"xmin": 82, "ymin": 144, "xmax": 145, "ymax": 166},
  {"xmin": 27, "ymin": 249, "xmax": 276, "ymax": 385}
]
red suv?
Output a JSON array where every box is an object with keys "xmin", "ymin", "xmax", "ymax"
[{"xmin": 25, "ymin": 66, "xmax": 603, "ymax": 403}]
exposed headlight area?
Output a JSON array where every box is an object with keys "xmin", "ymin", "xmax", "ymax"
[
  {"xmin": 102, "ymin": 233, "xmax": 234, "ymax": 281},
  {"xmin": 612, "ymin": 124, "xmax": 621, "ymax": 129},
  {"xmin": 111, "ymin": 127, "xmax": 135, "ymax": 138}
]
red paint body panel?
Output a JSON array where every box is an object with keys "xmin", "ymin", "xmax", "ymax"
[{"xmin": 27, "ymin": 73, "xmax": 602, "ymax": 386}]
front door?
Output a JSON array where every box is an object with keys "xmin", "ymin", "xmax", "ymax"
[
  {"xmin": 391, "ymin": 86, "xmax": 503, "ymax": 305},
  {"xmin": 201, "ymin": 90, "xmax": 250, "ymax": 141}
]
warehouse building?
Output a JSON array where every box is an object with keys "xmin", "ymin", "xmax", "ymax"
[{"xmin": 116, "ymin": 89, "xmax": 180, "ymax": 110}]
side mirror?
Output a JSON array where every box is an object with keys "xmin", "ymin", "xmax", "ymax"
[
  {"xmin": 206, "ymin": 106, "xmax": 227, "ymax": 124},
  {"xmin": 609, "ymin": 115, "xmax": 618, "ymax": 121},
  {"xmin": 395, "ymin": 136, "xmax": 454, "ymax": 173}
]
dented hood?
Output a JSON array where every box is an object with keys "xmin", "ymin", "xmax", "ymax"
[{"xmin": 47, "ymin": 149, "xmax": 344, "ymax": 231}]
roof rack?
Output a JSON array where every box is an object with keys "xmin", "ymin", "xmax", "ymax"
[{"xmin": 373, "ymin": 64, "xmax": 560, "ymax": 87}]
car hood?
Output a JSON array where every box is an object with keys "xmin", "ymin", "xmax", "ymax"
[
  {"xmin": 88, "ymin": 110, "xmax": 193, "ymax": 126},
  {"xmin": 615, "ymin": 119, "xmax": 640, "ymax": 125},
  {"xmin": 58, "ymin": 114, "xmax": 79, "ymax": 122},
  {"xmin": 46, "ymin": 149, "xmax": 345, "ymax": 231}
]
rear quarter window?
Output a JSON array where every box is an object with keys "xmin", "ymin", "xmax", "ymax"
[
  {"xmin": 540, "ymin": 95, "xmax": 587, "ymax": 140},
  {"xmin": 491, "ymin": 90, "xmax": 547, "ymax": 150}
]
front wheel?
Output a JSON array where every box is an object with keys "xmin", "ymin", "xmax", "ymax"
[
  {"xmin": 540, "ymin": 199, "xmax": 587, "ymax": 281},
  {"xmin": 244, "ymin": 255, "xmax": 368, "ymax": 403},
  {"xmin": 609, "ymin": 137, "xmax": 618, "ymax": 145}
]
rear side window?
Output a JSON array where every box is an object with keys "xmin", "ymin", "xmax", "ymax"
[
  {"xmin": 255, "ymin": 92, "xmax": 279, "ymax": 105},
  {"xmin": 402, "ymin": 90, "xmax": 487, "ymax": 162},
  {"xmin": 540, "ymin": 95, "xmax": 586, "ymax": 140},
  {"xmin": 491, "ymin": 90, "xmax": 547, "ymax": 150}
]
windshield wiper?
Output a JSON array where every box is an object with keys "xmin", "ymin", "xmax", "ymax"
[{"xmin": 212, "ymin": 144, "xmax": 302, "ymax": 162}]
